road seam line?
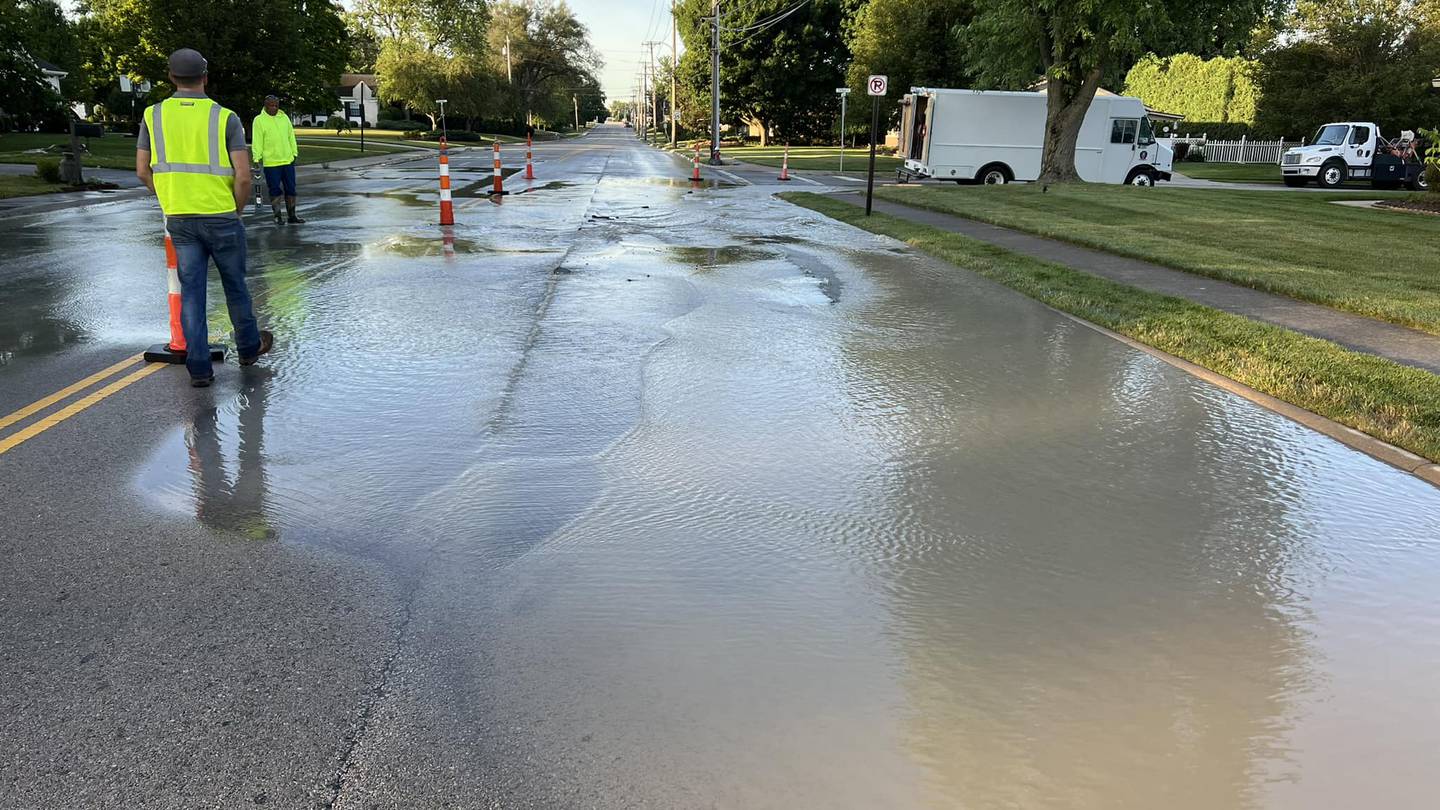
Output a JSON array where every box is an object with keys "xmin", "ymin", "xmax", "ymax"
[
  {"xmin": 0, "ymin": 362, "xmax": 166, "ymax": 455},
  {"xmin": 0, "ymin": 353, "xmax": 143, "ymax": 432}
]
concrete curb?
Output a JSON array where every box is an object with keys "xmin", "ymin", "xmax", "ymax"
[
  {"xmin": 1054, "ymin": 310, "xmax": 1440, "ymax": 490},
  {"xmin": 786, "ymin": 191, "xmax": 1440, "ymax": 491}
]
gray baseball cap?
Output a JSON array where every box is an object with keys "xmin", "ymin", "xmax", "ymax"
[{"xmin": 168, "ymin": 48, "xmax": 208, "ymax": 79}]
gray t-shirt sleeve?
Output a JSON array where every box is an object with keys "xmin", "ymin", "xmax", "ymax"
[
  {"xmin": 225, "ymin": 112, "xmax": 247, "ymax": 153},
  {"xmin": 136, "ymin": 116, "xmax": 149, "ymax": 151}
]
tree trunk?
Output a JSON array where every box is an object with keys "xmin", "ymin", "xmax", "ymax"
[
  {"xmin": 1038, "ymin": 65, "xmax": 1104, "ymax": 184},
  {"xmin": 426, "ymin": 112, "xmax": 437, "ymax": 131}
]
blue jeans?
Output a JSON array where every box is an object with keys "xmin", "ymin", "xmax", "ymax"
[
  {"xmin": 263, "ymin": 163, "xmax": 297, "ymax": 197},
  {"xmin": 168, "ymin": 216, "xmax": 261, "ymax": 379}
]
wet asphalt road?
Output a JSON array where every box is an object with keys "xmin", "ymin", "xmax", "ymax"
[{"xmin": 3, "ymin": 124, "xmax": 1440, "ymax": 809}]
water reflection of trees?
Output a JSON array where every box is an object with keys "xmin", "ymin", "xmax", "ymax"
[{"xmin": 839, "ymin": 251, "xmax": 1313, "ymax": 809}]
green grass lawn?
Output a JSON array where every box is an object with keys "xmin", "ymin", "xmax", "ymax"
[
  {"xmin": 0, "ymin": 132, "xmax": 143, "ymax": 170},
  {"xmin": 1174, "ymin": 162, "xmax": 1283, "ymax": 184},
  {"xmin": 873, "ymin": 182, "xmax": 1440, "ymax": 333},
  {"xmin": 293, "ymin": 139, "xmax": 413, "ymax": 164},
  {"xmin": 294, "ymin": 127, "xmax": 524, "ymax": 144},
  {"xmin": 0, "ymin": 174, "xmax": 64, "ymax": 199},
  {"xmin": 0, "ymin": 132, "xmax": 417, "ymax": 172},
  {"xmin": 726, "ymin": 145, "xmax": 902, "ymax": 174},
  {"xmin": 782, "ymin": 191, "xmax": 1440, "ymax": 463}
]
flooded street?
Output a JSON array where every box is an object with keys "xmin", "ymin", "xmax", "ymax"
[{"xmin": 2, "ymin": 125, "xmax": 1439, "ymax": 808}]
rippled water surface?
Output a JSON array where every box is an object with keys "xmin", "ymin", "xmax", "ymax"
[{"xmin": 99, "ymin": 132, "xmax": 1440, "ymax": 807}]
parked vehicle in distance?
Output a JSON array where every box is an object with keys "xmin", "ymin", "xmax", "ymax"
[
  {"xmin": 897, "ymin": 88, "xmax": 1175, "ymax": 186},
  {"xmin": 1281, "ymin": 122, "xmax": 1430, "ymax": 190}
]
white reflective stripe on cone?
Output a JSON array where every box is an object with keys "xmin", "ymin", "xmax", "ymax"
[
  {"xmin": 439, "ymin": 163, "xmax": 449, "ymax": 176},
  {"xmin": 439, "ymin": 188, "xmax": 452, "ymax": 201}
]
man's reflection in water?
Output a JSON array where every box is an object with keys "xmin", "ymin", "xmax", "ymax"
[{"xmin": 185, "ymin": 373, "xmax": 274, "ymax": 540}]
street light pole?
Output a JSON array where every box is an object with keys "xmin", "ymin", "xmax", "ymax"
[
  {"xmin": 835, "ymin": 87, "xmax": 850, "ymax": 172},
  {"xmin": 436, "ymin": 98, "xmax": 448, "ymax": 142},
  {"xmin": 358, "ymin": 81, "xmax": 366, "ymax": 153}
]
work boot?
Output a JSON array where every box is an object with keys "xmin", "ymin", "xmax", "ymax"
[
  {"xmin": 271, "ymin": 200, "xmax": 284, "ymax": 225},
  {"xmin": 286, "ymin": 197, "xmax": 305, "ymax": 224},
  {"xmin": 240, "ymin": 330, "xmax": 274, "ymax": 366},
  {"xmin": 191, "ymin": 376, "xmax": 214, "ymax": 388}
]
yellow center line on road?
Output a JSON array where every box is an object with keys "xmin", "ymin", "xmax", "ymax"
[
  {"xmin": 0, "ymin": 353, "xmax": 144, "ymax": 432},
  {"xmin": 0, "ymin": 362, "xmax": 167, "ymax": 456}
]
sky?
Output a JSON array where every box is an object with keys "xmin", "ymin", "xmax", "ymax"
[{"xmin": 566, "ymin": 0, "xmax": 684, "ymax": 106}]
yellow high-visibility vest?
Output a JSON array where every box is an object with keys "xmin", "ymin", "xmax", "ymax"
[{"xmin": 144, "ymin": 96, "xmax": 237, "ymax": 215}]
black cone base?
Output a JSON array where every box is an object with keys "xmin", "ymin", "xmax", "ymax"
[{"xmin": 144, "ymin": 343, "xmax": 227, "ymax": 364}]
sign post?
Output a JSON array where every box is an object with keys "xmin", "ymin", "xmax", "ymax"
[
  {"xmin": 835, "ymin": 87, "xmax": 850, "ymax": 173},
  {"xmin": 865, "ymin": 75, "xmax": 887, "ymax": 216}
]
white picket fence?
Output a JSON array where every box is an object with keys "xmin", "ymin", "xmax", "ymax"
[{"xmin": 1163, "ymin": 134, "xmax": 1303, "ymax": 164}]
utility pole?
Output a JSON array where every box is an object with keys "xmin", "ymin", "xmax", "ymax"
[
  {"xmin": 645, "ymin": 41, "xmax": 659, "ymax": 143},
  {"xmin": 505, "ymin": 36, "xmax": 513, "ymax": 84},
  {"xmin": 573, "ymin": 94, "xmax": 580, "ymax": 131},
  {"xmin": 671, "ymin": 1, "xmax": 678, "ymax": 147},
  {"xmin": 709, "ymin": 0, "xmax": 721, "ymax": 164}
]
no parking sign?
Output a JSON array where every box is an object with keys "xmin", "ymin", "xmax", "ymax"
[{"xmin": 863, "ymin": 76, "xmax": 889, "ymax": 216}]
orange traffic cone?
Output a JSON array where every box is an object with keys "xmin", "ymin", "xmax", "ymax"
[
  {"xmin": 491, "ymin": 141, "xmax": 508, "ymax": 196},
  {"xmin": 438, "ymin": 136, "xmax": 455, "ymax": 225},
  {"xmin": 778, "ymin": 145, "xmax": 792, "ymax": 181},
  {"xmin": 692, "ymin": 146, "xmax": 702, "ymax": 182},
  {"xmin": 143, "ymin": 224, "xmax": 225, "ymax": 364},
  {"xmin": 525, "ymin": 135, "xmax": 536, "ymax": 181}
]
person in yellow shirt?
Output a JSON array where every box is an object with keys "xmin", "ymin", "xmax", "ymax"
[
  {"xmin": 251, "ymin": 95, "xmax": 304, "ymax": 224},
  {"xmin": 136, "ymin": 48, "xmax": 274, "ymax": 387}
]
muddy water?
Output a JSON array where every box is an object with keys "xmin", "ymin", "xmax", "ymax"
[{"xmin": 98, "ymin": 131, "xmax": 1440, "ymax": 806}]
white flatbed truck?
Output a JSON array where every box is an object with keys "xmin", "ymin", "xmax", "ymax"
[
  {"xmin": 1280, "ymin": 122, "xmax": 1430, "ymax": 190},
  {"xmin": 897, "ymin": 88, "xmax": 1175, "ymax": 186}
]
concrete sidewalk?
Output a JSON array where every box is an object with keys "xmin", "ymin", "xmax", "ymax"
[{"xmin": 833, "ymin": 192, "xmax": 1440, "ymax": 376}]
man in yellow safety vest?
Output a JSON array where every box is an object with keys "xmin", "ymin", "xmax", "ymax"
[
  {"xmin": 136, "ymin": 48, "xmax": 273, "ymax": 387},
  {"xmin": 252, "ymin": 94, "xmax": 304, "ymax": 225}
]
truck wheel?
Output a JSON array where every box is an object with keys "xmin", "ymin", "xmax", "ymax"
[
  {"xmin": 1318, "ymin": 160, "xmax": 1347, "ymax": 188},
  {"xmin": 1283, "ymin": 176, "xmax": 1309, "ymax": 187},
  {"xmin": 1125, "ymin": 167, "xmax": 1155, "ymax": 187},
  {"xmin": 978, "ymin": 163, "xmax": 1011, "ymax": 185},
  {"xmin": 1412, "ymin": 171, "xmax": 1430, "ymax": 192}
]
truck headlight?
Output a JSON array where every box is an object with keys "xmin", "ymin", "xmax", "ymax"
[{"xmin": 1305, "ymin": 155, "xmax": 1323, "ymax": 164}]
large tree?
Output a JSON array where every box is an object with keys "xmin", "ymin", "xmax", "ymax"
[
  {"xmin": 677, "ymin": 0, "xmax": 859, "ymax": 145},
  {"xmin": 0, "ymin": 0, "xmax": 62, "ymax": 126},
  {"xmin": 82, "ymin": 0, "xmax": 348, "ymax": 121},
  {"xmin": 963, "ymin": 0, "xmax": 1279, "ymax": 182},
  {"xmin": 488, "ymin": 0, "xmax": 601, "ymax": 128},
  {"xmin": 1255, "ymin": 0, "xmax": 1440, "ymax": 139},
  {"xmin": 844, "ymin": 0, "xmax": 973, "ymax": 126},
  {"xmin": 357, "ymin": 0, "xmax": 492, "ymax": 128}
]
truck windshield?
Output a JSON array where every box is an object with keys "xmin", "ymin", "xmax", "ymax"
[
  {"xmin": 1138, "ymin": 117, "xmax": 1155, "ymax": 144},
  {"xmin": 1313, "ymin": 124, "xmax": 1350, "ymax": 145}
]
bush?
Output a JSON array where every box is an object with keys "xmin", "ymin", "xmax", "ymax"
[
  {"xmin": 402, "ymin": 129, "xmax": 485, "ymax": 142},
  {"xmin": 368, "ymin": 119, "xmax": 415, "ymax": 131},
  {"xmin": 1124, "ymin": 54, "xmax": 1257, "ymax": 123},
  {"xmin": 1182, "ymin": 149, "xmax": 1206, "ymax": 162},
  {"xmin": 34, "ymin": 158, "xmax": 62, "ymax": 183},
  {"xmin": 324, "ymin": 116, "xmax": 353, "ymax": 135},
  {"xmin": 1178, "ymin": 122, "xmax": 1258, "ymax": 140}
]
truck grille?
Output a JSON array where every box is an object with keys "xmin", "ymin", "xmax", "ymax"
[{"xmin": 1282, "ymin": 154, "xmax": 1300, "ymax": 165}]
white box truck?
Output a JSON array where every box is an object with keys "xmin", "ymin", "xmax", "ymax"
[{"xmin": 897, "ymin": 88, "xmax": 1174, "ymax": 186}]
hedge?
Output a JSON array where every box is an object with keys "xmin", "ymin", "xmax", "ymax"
[{"xmin": 1123, "ymin": 54, "xmax": 1259, "ymax": 126}]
